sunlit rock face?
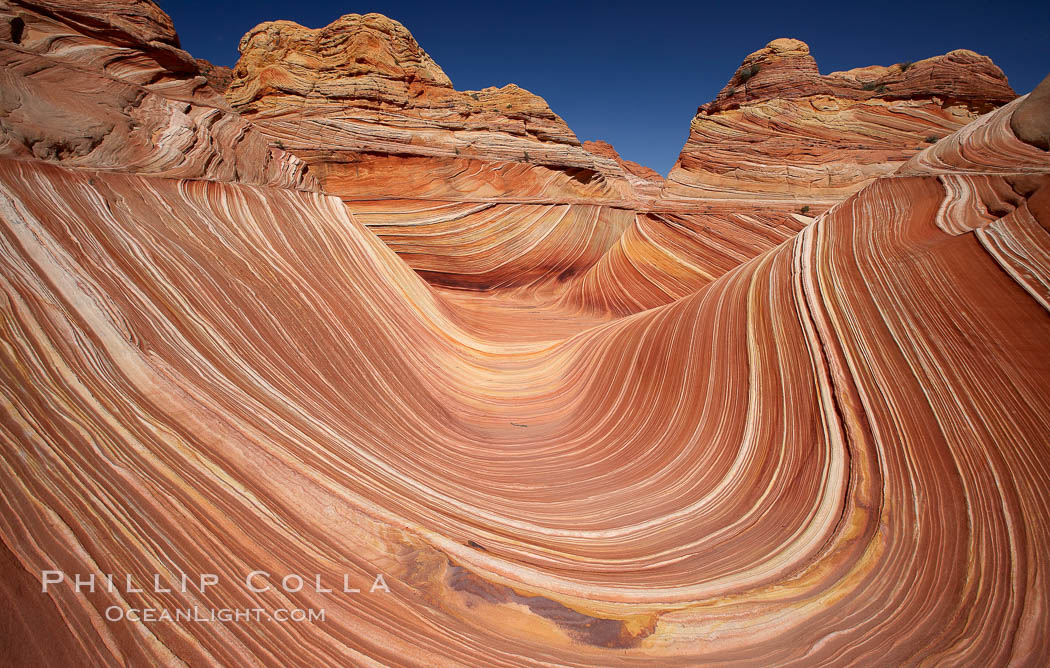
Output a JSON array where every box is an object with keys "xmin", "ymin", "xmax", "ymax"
[
  {"xmin": 582, "ymin": 139, "xmax": 665, "ymax": 200},
  {"xmin": 0, "ymin": 0, "xmax": 317, "ymax": 189},
  {"xmin": 225, "ymin": 13, "xmax": 648, "ymax": 204},
  {"xmin": 3, "ymin": 2, "xmax": 1050, "ymax": 665},
  {"xmin": 224, "ymin": 13, "xmax": 666, "ymax": 293},
  {"xmin": 661, "ymin": 38, "xmax": 1017, "ymax": 203},
  {"xmin": 593, "ymin": 38, "xmax": 1021, "ymax": 316}
]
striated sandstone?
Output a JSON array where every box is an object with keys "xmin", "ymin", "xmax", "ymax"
[
  {"xmin": 557, "ymin": 202, "xmax": 814, "ymax": 315},
  {"xmin": 662, "ymin": 38, "xmax": 1017, "ymax": 203},
  {"xmin": 583, "ymin": 139, "xmax": 665, "ymax": 199},
  {"xmin": 584, "ymin": 39, "xmax": 1019, "ymax": 317},
  {"xmin": 0, "ymin": 0, "xmax": 317, "ymax": 189},
  {"xmin": 225, "ymin": 13, "xmax": 635, "ymax": 200},
  {"xmin": 2, "ymin": 0, "xmax": 201, "ymax": 90},
  {"xmin": 495, "ymin": 49, "xmax": 1030, "ymax": 314},
  {"xmin": 3, "ymin": 90, "xmax": 1050, "ymax": 665},
  {"xmin": 224, "ymin": 13, "xmax": 659, "ymax": 290},
  {"xmin": 196, "ymin": 57, "xmax": 233, "ymax": 93},
  {"xmin": 3, "ymin": 2, "xmax": 1050, "ymax": 665},
  {"xmin": 708, "ymin": 38, "xmax": 1014, "ymax": 113}
]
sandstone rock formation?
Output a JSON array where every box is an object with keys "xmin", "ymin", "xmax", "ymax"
[
  {"xmin": 196, "ymin": 57, "xmax": 233, "ymax": 93},
  {"xmin": 556, "ymin": 202, "xmax": 813, "ymax": 314},
  {"xmin": 226, "ymin": 13, "xmax": 645, "ymax": 203},
  {"xmin": 583, "ymin": 139, "xmax": 665, "ymax": 199},
  {"xmin": 662, "ymin": 38, "xmax": 1017, "ymax": 202},
  {"xmin": 1010, "ymin": 73, "xmax": 1050, "ymax": 151},
  {"xmin": 0, "ymin": 0, "xmax": 317, "ymax": 189},
  {"xmin": 2, "ymin": 2, "xmax": 1050, "ymax": 665},
  {"xmin": 223, "ymin": 13, "xmax": 664, "ymax": 291},
  {"xmin": 588, "ymin": 38, "xmax": 1021, "ymax": 316}
]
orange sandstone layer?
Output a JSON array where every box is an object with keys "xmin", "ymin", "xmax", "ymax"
[
  {"xmin": 226, "ymin": 13, "xmax": 650, "ymax": 205},
  {"xmin": 588, "ymin": 39, "xmax": 1019, "ymax": 317},
  {"xmin": 3, "ymin": 94, "xmax": 1049, "ymax": 663},
  {"xmin": 222, "ymin": 13, "xmax": 667, "ymax": 294},
  {"xmin": 0, "ymin": 0, "xmax": 317, "ymax": 189},
  {"xmin": 661, "ymin": 38, "xmax": 1017, "ymax": 203},
  {"xmin": 3, "ymin": 2, "xmax": 1050, "ymax": 664},
  {"xmin": 582, "ymin": 140, "xmax": 665, "ymax": 200}
]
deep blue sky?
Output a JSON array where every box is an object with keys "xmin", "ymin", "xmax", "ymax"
[{"xmin": 160, "ymin": 0, "xmax": 1048, "ymax": 175}]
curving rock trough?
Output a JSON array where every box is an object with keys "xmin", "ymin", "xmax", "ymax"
[{"xmin": 1, "ymin": 1, "xmax": 1049, "ymax": 665}]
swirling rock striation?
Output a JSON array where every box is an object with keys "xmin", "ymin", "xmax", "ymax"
[
  {"xmin": 0, "ymin": 0, "xmax": 317, "ymax": 189},
  {"xmin": 2, "ymin": 3, "xmax": 1050, "ymax": 665},
  {"xmin": 589, "ymin": 38, "xmax": 1021, "ymax": 317},
  {"xmin": 223, "ymin": 13, "xmax": 667, "ymax": 293},
  {"xmin": 661, "ymin": 38, "xmax": 1017, "ymax": 203},
  {"xmin": 226, "ymin": 13, "xmax": 648, "ymax": 204},
  {"xmin": 582, "ymin": 139, "xmax": 665, "ymax": 200}
]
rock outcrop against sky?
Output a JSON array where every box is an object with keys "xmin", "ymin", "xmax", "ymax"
[
  {"xmin": 226, "ymin": 13, "xmax": 647, "ymax": 203},
  {"xmin": 222, "ymin": 13, "xmax": 661, "ymax": 291},
  {"xmin": 662, "ymin": 38, "xmax": 1017, "ymax": 202},
  {"xmin": 0, "ymin": 0, "xmax": 316, "ymax": 189},
  {"xmin": 586, "ymin": 36, "xmax": 1022, "ymax": 313},
  {"xmin": 2, "ymin": 1, "xmax": 1050, "ymax": 665}
]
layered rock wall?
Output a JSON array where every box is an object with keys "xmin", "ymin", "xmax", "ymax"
[{"xmin": 661, "ymin": 38, "xmax": 1016, "ymax": 202}]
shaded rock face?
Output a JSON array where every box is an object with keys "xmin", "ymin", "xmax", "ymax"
[
  {"xmin": 1011, "ymin": 73, "xmax": 1050, "ymax": 151},
  {"xmin": 4, "ymin": 3, "xmax": 1050, "ymax": 665},
  {"xmin": 11, "ymin": 0, "xmax": 183, "ymax": 50},
  {"xmin": 196, "ymin": 57, "xmax": 233, "ymax": 93},
  {"xmin": 662, "ymin": 38, "xmax": 1017, "ymax": 202},
  {"xmin": 583, "ymin": 139, "xmax": 665, "ymax": 199}
]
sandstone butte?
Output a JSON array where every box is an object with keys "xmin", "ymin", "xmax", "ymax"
[
  {"xmin": 663, "ymin": 37, "xmax": 1017, "ymax": 203},
  {"xmin": 1, "ymin": 1, "xmax": 1049, "ymax": 665}
]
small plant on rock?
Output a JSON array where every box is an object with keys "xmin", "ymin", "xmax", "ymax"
[
  {"xmin": 800, "ymin": 205, "xmax": 811, "ymax": 214},
  {"xmin": 898, "ymin": 60, "xmax": 914, "ymax": 72},
  {"xmin": 924, "ymin": 135, "xmax": 940, "ymax": 144},
  {"xmin": 738, "ymin": 64, "xmax": 761, "ymax": 83}
]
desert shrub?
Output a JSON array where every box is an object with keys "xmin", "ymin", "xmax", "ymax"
[
  {"xmin": 738, "ymin": 64, "xmax": 761, "ymax": 83},
  {"xmin": 924, "ymin": 135, "xmax": 940, "ymax": 144},
  {"xmin": 898, "ymin": 60, "xmax": 914, "ymax": 72},
  {"xmin": 470, "ymin": 92, "xmax": 479, "ymax": 101},
  {"xmin": 523, "ymin": 150, "xmax": 530, "ymax": 162},
  {"xmin": 800, "ymin": 205, "xmax": 811, "ymax": 214}
]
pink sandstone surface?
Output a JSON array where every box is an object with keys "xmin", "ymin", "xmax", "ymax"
[
  {"xmin": 662, "ymin": 37, "xmax": 1016, "ymax": 203},
  {"xmin": 2, "ymin": 2, "xmax": 1050, "ymax": 665}
]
